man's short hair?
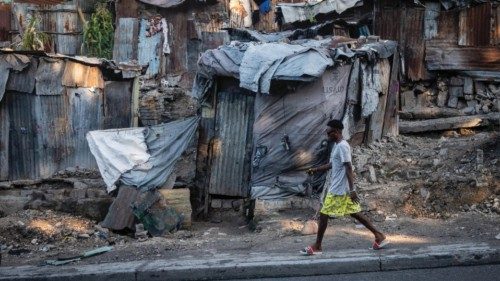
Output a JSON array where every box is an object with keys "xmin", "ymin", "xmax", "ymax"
[{"xmin": 327, "ymin": 119, "xmax": 344, "ymax": 130}]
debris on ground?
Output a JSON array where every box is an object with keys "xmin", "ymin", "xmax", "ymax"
[{"xmin": 45, "ymin": 246, "xmax": 113, "ymax": 266}]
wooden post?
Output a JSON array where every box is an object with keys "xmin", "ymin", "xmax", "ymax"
[{"xmin": 131, "ymin": 76, "xmax": 140, "ymax": 127}]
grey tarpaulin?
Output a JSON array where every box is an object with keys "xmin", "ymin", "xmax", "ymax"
[
  {"xmin": 277, "ymin": 0, "xmax": 363, "ymax": 24},
  {"xmin": 251, "ymin": 65, "xmax": 351, "ymax": 199},
  {"xmin": 138, "ymin": 0, "xmax": 185, "ymax": 8},
  {"xmin": 87, "ymin": 117, "xmax": 199, "ymax": 193},
  {"xmin": 240, "ymin": 43, "xmax": 333, "ymax": 94}
]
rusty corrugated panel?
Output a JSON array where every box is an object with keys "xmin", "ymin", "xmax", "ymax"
[
  {"xmin": 113, "ymin": 18, "xmax": 139, "ymax": 63},
  {"xmin": 67, "ymin": 87, "xmax": 102, "ymax": 169},
  {"xmin": 404, "ymin": 8, "xmax": 428, "ymax": 81},
  {"xmin": 62, "ymin": 60, "xmax": 105, "ymax": 88},
  {"xmin": 209, "ymin": 89, "xmax": 255, "ymax": 197},
  {"xmin": 0, "ymin": 97, "xmax": 8, "ymax": 180},
  {"xmin": 6, "ymin": 57, "xmax": 38, "ymax": 93},
  {"xmin": 459, "ymin": 2, "xmax": 492, "ymax": 46},
  {"xmin": 495, "ymin": 5, "xmax": 500, "ymax": 45},
  {"xmin": 374, "ymin": 6, "xmax": 401, "ymax": 41},
  {"xmin": 0, "ymin": 3, "xmax": 11, "ymax": 42},
  {"xmin": 436, "ymin": 9, "xmax": 459, "ymax": 42},
  {"xmin": 35, "ymin": 58, "xmax": 65, "ymax": 95},
  {"xmin": 35, "ymin": 93, "xmax": 71, "ymax": 177},
  {"xmin": 103, "ymin": 80, "xmax": 133, "ymax": 129},
  {"xmin": 7, "ymin": 91, "xmax": 38, "ymax": 179}
]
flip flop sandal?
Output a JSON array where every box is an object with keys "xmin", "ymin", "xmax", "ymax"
[
  {"xmin": 371, "ymin": 239, "xmax": 390, "ymax": 250},
  {"xmin": 300, "ymin": 245, "xmax": 323, "ymax": 256}
]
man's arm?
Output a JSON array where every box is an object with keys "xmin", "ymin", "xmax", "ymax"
[
  {"xmin": 308, "ymin": 163, "xmax": 332, "ymax": 174},
  {"xmin": 345, "ymin": 162, "xmax": 359, "ymax": 202}
]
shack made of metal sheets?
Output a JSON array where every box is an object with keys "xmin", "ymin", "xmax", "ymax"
[{"xmin": 0, "ymin": 53, "xmax": 134, "ymax": 181}]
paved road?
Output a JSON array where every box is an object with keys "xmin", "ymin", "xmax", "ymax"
[{"xmin": 229, "ymin": 264, "xmax": 500, "ymax": 281}]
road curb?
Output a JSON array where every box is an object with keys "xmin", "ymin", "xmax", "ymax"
[{"xmin": 1, "ymin": 243, "xmax": 499, "ymax": 281}]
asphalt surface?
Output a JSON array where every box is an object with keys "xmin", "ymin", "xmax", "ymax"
[{"xmin": 231, "ymin": 264, "xmax": 500, "ymax": 281}]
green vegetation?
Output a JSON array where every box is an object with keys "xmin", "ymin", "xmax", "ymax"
[
  {"xmin": 19, "ymin": 16, "xmax": 51, "ymax": 51},
  {"xmin": 82, "ymin": 2, "xmax": 114, "ymax": 59}
]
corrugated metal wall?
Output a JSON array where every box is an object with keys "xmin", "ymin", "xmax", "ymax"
[
  {"xmin": 209, "ymin": 90, "xmax": 255, "ymax": 197},
  {"xmin": 0, "ymin": 56, "xmax": 133, "ymax": 181},
  {"xmin": 458, "ymin": 2, "xmax": 492, "ymax": 46}
]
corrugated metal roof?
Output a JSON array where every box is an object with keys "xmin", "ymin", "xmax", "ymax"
[
  {"xmin": 6, "ymin": 57, "xmax": 38, "ymax": 93},
  {"xmin": 209, "ymin": 90, "xmax": 255, "ymax": 197},
  {"xmin": 62, "ymin": 60, "xmax": 105, "ymax": 88},
  {"xmin": 458, "ymin": 2, "xmax": 492, "ymax": 46},
  {"xmin": 35, "ymin": 58, "xmax": 65, "ymax": 95}
]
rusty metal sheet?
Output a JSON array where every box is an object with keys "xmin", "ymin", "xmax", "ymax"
[
  {"xmin": 209, "ymin": 87, "xmax": 255, "ymax": 197},
  {"xmin": 6, "ymin": 57, "xmax": 38, "ymax": 93},
  {"xmin": 495, "ymin": 6, "xmax": 500, "ymax": 45},
  {"xmin": 35, "ymin": 58, "xmax": 65, "ymax": 95},
  {"xmin": 0, "ymin": 97, "xmax": 8, "ymax": 180},
  {"xmin": 113, "ymin": 18, "xmax": 139, "ymax": 63},
  {"xmin": 404, "ymin": 8, "xmax": 429, "ymax": 81},
  {"xmin": 0, "ymin": 65, "xmax": 9, "ymax": 102},
  {"xmin": 0, "ymin": 3, "xmax": 11, "ymax": 42},
  {"xmin": 374, "ymin": 5, "xmax": 401, "ymax": 42},
  {"xmin": 62, "ymin": 61, "xmax": 105, "ymax": 89},
  {"xmin": 436, "ymin": 10, "xmax": 459, "ymax": 42},
  {"xmin": 34, "ymin": 93, "xmax": 71, "ymax": 177},
  {"xmin": 138, "ymin": 19, "xmax": 162, "ymax": 77},
  {"xmin": 103, "ymin": 80, "xmax": 132, "ymax": 129},
  {"xmin": 459, "ymin": 2, "xmax": 492, "ymax": 47},
  {"xmin": 67, "ymin": 87, "xmax": 102, "ymax": 169},
  {"xmin": 7, "ymin": 91, "xmax": 38, "ymax": 179}
]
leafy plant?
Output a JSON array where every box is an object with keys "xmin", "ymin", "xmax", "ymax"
[
  {"xmin": 19, "ymin": 16, "xmax": 51, "ymax": 51},
  {"xmin": 82, "ymin": 2, "xmax": 114, "ymax": 59}
]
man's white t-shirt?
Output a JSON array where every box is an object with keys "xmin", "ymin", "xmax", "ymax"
[{"xmin": 327, "ymin": 139, "xmax": 352, "ymax": 195}]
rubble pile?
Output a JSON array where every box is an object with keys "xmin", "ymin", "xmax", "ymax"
[
  {"xmin": 400, "ymin": 77, "xmax": 499, "ymax": 117},
  {"xmin": 0, "ymin": 210, "xmax": 122, "ymax": 258},
  {"xmin": 353, "ymin": 131, "xmax": 499, "ymax": 218}
]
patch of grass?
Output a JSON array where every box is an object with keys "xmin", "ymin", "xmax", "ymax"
[{"xmin": 19, "ymin": 16, "xmax": 51, "ymax": 51}]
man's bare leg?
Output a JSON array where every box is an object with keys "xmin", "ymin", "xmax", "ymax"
[
  {"xmin": 350, "ymin": 212, "xmax": 385, "ymax": 243},
  {"xmin": 311, "ymin": 213, "xmax": 329, "ymax": 251}
]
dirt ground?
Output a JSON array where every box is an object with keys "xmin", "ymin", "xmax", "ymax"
[{"xmin": 1, "ymin": 129, "xmax": 499, "ymax": 267}]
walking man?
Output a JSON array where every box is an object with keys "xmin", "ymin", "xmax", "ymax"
[{"xmin": 301, "ymin": 120, "xmax": 387, "ymax": 255}]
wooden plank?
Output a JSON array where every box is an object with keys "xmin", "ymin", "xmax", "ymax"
[
  {"xmin": 158, "ymin": 188, "xmax": 192, "ymax": 228},
  {"xmin": 382, "ymin": 50, "xmax": 400, "ymax": 137},
  {"xmin": 400, "ymin": 107, "xmax": 467, "ymax": 120},
  {"xmin": 101, "ymin": 186, "xmax": 140, "ymax": 231},
  {"xmin": 426, "ymin": 44, "xmax": 500, "ymax": 71},
  {"xmin": 113, "ymin": 18, "xmax": 139, "ymax": 63},
  {"xmin": 399, "ymin": 113, "xmax": 499, "ymax": 133},
  {"xmin": 367, "ymin": 59, "xmax": 391, "ymax": 142}
]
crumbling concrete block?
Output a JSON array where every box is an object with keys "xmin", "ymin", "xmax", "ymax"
[
  {"xmin": 437, "ymin": 91, "xmax": 448, "ymax": 107},
  {"xmin": 463, "ymin": 77, "xmax": 473, "ymax": 94},
  {"xmin": 401, "ymin": 91, "xmax": 417, "ymax": 110},
  {"xmin": 450, "ymin": 76, "xmax": 464, "ymax": 86}
]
